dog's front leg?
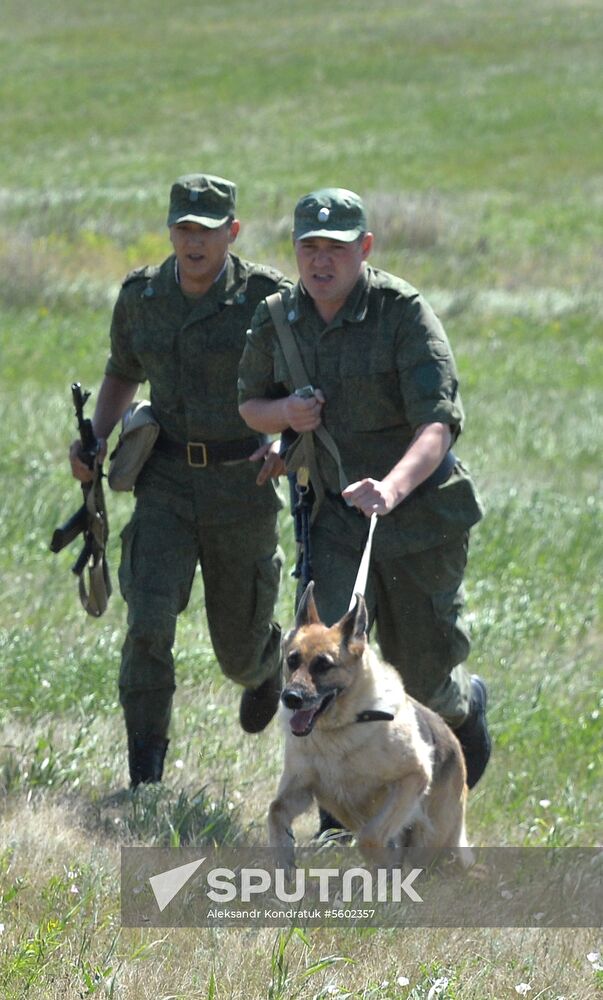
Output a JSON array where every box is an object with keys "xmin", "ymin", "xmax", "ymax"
[
  {"xmin": 268, "ymin": 780, "xmax": 315, "ymax": 874},
  {"xmin": 357, "ymin": 772, "xmax": 428, "ymax": 866}
]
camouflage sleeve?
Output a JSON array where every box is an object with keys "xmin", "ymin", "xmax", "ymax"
[
  {"xmin": 237, "ymin": 299, "xmax": 287, "ymax": 403},
  {"xmin": 396, "ymin": 293, "xmax": 465, "ymax": 440},
  {"xmin": 104, "ymin": 281, "xmax": 147, "ymax": 384}
]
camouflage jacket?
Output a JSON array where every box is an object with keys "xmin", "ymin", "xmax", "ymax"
[
  {"xmin": 106, "ymin": 251, "xmax": 291, "ymax": 521},
  {"xmin": 238, "ymin": 265, "xmax": 483, "ymax": 553}
]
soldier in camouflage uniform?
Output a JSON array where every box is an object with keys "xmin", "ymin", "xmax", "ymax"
[
  {"xmin": 70, "ymin": 174, "xmax": 291, "ymax": 786},
  {"xmin": 238, "ymin": 188, "xmax": 491, "ymax": 818}
]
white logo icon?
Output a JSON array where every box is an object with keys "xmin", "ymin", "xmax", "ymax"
[{"xmin": 149, "ymin": 857, "xmax": 205, "ymax": 912}]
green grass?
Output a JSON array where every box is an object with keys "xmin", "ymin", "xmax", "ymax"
[{"xmin": 1, "ymin": 0, "xmax": 602, "ymax": 997}]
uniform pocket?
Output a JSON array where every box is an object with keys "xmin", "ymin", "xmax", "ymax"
[
  {"xmin": 118, "ymin": 520, "xmax": 136, "ymax": 600},
  {"xmin": 252, "ymin": 547, "xmax": 283, "ymax": 635},
  {"xmin": 343, "ymin": 371, "xmax": 408, "ymax": 431}
]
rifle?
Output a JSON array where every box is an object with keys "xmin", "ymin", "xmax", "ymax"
[
  {"xmin": 50, "ymin": 383, "xmax": 112, "ymax": 617},
  {"xmin": 281, "ymin": 421, "xmax": 314, "ymax": 589}
]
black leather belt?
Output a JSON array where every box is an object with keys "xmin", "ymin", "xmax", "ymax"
[{"xmin": 154, "ymin": 432, "xmax": 268, "ymax": 468}]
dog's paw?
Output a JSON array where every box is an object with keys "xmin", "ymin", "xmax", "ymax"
[
  {"xmin": 452, "ymin": 844, "xmax": 475, "ymax": 869},
  {"xmin": 272, "ymin": 848, "xmax": 295, "ymax": 871},
  {"xmin": 358, "ymin": 833, "xmax": 397, "ymax": 867},
  {"xmin": 284, "ymin": 862, "xmax": 298, "ymax": 884}
]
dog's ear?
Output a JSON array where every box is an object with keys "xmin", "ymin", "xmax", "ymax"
[
  {"xmin": 338, "ymin": 593, "xmax": 368, "ymax": 653},
  {"xmin": 295, "ymin": 581, "xmax": 321, "ymax": 629}
]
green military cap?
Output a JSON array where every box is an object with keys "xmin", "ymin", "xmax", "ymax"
[
  {"xmin": 293, "ymin": 187, "xmax": 367, "ymax": 242},
  {"xmin": 167, "ymin": 173, "xmax": 237, "ymax": 228}
]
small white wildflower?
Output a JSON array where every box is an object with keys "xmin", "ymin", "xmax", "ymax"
[
  {"xmin": 539, "ymin": 799, "xmax": 551, "ymax": 808},
  {"xmin": 174, "ymin": 759, "xmax": 184, "ymax": 769},
  {"xmin": 0, "ymin": 923, "xmax": 5, "ymax": 934},
  {"xmin": 70, "ymin": 885, "xmax": 79, "ymax": 894},
  {"xmin": 380, "ymin": 982, "xmax": 389, "ymax": 989},
  {"xmin": 515, "ymin": 984, "xmax": 531, "ymax": 995},
  {"xmin": 41, "ymin": 679, "xmax": 51, "ymax": 688},
  {"xmin": 587, "ymin": 951, "xmax": 601, "ymax": 964},
  {"xmin": 397, "ymin": 976, "xmax": 410, "ymax": 987}
]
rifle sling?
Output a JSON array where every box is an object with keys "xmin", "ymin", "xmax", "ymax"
[
  {"xmin": 75, "ymin": 468, "xmax": 112, "ymax": 618},
  {"xmin": 265, "ymin": 292, "xmax": 349, "ymax": 512}
]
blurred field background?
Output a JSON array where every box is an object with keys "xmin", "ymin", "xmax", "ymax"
[{"xmin": 0, "ymin": 0, "xmax": 602, "ymax": 997}]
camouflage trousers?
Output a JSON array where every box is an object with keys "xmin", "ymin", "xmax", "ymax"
[
  {"xmin": 306, "ymin": 504, "xmax": 473, "ymax": 727},
  {"xmin": 118, "ymin": 495, "xmax": 282, "ymax": 738}
]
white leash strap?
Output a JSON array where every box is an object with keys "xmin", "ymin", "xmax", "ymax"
[{"xmin": 348, "ymin": 513, "xmax": 378, "ymax": 611}]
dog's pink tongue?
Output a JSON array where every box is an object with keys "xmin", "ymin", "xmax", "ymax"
[{"xmin": 289, "ymin": 708, "xmax": 316, "ymax": 736}]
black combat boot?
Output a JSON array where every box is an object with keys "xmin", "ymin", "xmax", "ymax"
[
  {"xmin": 128, "ymin": 733, "xmax": 169, "ymax": 787},
  {"xmin": 239, "ymin": 670, "xmax": 282, "ymax": 733},
  {"xmin": 315, "ymin": 808, "xmax": 351, "ymax": 843},
  {"xmin": 455, "ymin": 675, "xmax": 491, "ymax": 789}
]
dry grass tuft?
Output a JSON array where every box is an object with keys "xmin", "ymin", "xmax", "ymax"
[{"xmin": 365, "ymin": 191, "xmax": 449, "ymax": 252}]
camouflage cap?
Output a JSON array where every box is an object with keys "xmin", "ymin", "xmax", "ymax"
[
  {"xmin": 167, "ymin": 173, "xmax": 237, "ymax": 228},
  {"xmin": 293, "ymin": 188, "xmax": 367, "ymax": 242}
]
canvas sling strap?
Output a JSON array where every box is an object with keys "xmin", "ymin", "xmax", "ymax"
[
  {"xmin": 265, "ymin": 291, "xmax": 379, "ymax": 599},
  {"xmin": 75, "ymin": 464, "xmax": 112, "ymax": 617},
  {"xmin": 265, "ymin": 292, "xmax": 349, "ymax": 516}
]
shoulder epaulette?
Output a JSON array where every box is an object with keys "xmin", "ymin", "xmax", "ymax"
[
  {"xmin": 368, "ymin": 266, "xmax": 418, "ymax": 301},
  {"xmin": 256, "ymin": 264, "xmax": 290, "ymax": 283},
  {"xmin": 240, "ymin": 258, "xmax": 291, "ymax": 286},
  {"xmin": 121, "ymin": 264, "xmax": 159, "ymax": 288}
]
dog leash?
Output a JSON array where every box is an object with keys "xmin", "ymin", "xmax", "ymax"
[
  {"xmin": 347, "ymin": 512, "xmax": 378, "ymax": 611},
  {"xmin": 346, "ymin": 513, "xmax": 398, "ymax": 725}
]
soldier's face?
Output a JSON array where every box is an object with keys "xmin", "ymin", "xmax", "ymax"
[
  {"xmin": 170, "ymin": 219, "xmax": 240, "ymax": 294},
  {"xmin": 294, "ymin": 234, "xmax": 373, "ymax": 321}
]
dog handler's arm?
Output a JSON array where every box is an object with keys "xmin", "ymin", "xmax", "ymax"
[
  {"xmin": 342, "ymin": 421, "xmax": 452, "ymax": 518},
  {"xmin": 69, "ymin": 374, "xmax": 139, "ymax": 483}
]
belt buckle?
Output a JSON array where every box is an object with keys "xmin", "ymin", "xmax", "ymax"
[{"xmin": 187, "ymin": 441, "xmax": 208, "ymax": 468}]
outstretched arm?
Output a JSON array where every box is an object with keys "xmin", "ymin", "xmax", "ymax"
[{"xmin": 342, "ymin": 422, "xmax": 452, "ymax": 517}]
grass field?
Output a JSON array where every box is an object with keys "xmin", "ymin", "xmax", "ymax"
[{"xmin": 0, "ymin": 0, "xmax": 602, "ymax": 997}]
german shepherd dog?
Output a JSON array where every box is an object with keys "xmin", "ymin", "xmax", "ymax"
[{"xmin": 268, "ymin": 582, "xmax": 470, "ymax": 870}]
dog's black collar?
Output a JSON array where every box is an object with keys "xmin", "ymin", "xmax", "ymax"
[{"xmin": 355, "ymin": 709, "xmax": 395, "ymax": 723}]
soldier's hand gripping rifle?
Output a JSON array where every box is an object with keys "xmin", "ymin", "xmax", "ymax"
[{"xmin": 50, "ymin": 383, "xmax": 112, "ymax": 617}]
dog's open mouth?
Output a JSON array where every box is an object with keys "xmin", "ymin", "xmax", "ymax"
[{"xmin": 289, "ymin": 691, "xmax": 337, "ymax": 737}]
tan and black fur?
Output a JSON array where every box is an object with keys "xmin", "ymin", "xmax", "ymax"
[{"xmin": 269, "ymin": 582, "xmax": 471, "ymax": 870}]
